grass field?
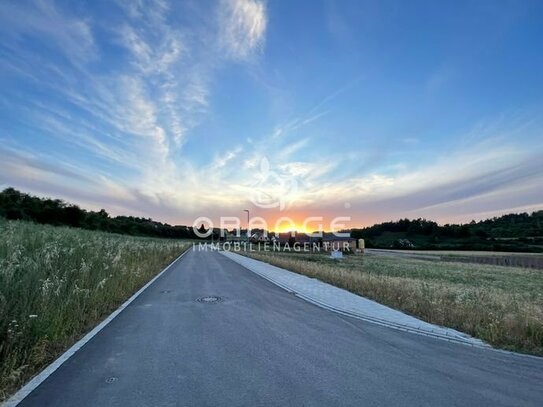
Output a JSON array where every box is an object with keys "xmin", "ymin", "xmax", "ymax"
[
  {"xmin": 243, "ymin": 250, "xmax": 543, "ymax": 356},
  {"xmin": 0, "ymin": 219, "xmax": 189, "ymax": 400}
]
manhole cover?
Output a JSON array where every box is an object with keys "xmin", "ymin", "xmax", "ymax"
[
  {"xmin": 105, "ymin": 377, "xmax": 118, "ymax": 384},
  {"xmin": 196, "ymin": 296, "xmax": 222, "ymax": 304}
]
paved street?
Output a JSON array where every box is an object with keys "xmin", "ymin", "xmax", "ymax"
[{"xmin": 18, "ymin": 250, "xmax": 543, "ymax": 406}]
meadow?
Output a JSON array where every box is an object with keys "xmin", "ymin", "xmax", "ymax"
[
  {"xmin": 0, "ymin": 219, "xmax": 189, "ymax": 400},
  {"xmin": 244, "ymin": 250, "xmax": 543, "ymax": 356}
]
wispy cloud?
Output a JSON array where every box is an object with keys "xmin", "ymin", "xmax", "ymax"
[
  {"xmin": 218, "ymin": 0, "xmax": 267, "ymax": 60},
  {"xmin": 0, "ymin": 0, "xmax": 271, "ymax": 221},
  {"xmin": 0, "ymin": 0, "xmax": 97, "ymax": 66},
  {"xmin": 271, "ymin": 75, "xmax": 361, "ymax": 140}
]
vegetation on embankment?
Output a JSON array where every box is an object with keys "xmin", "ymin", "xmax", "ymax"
[
  {"xmin": 244, "ymin": 250, "xmax": 543, "ymax": 356},
  {"xmin": 0, "ymin": 219, "xmax": 189, "ymax": 401}
]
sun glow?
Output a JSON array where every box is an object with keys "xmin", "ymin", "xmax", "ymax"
[
  {"xmin": 267, "ymin": 214, "xmax": 327, "ymax": 234},
  {"xmin": 273, "ymin": 223, "xmax": 310, "ymax": 234}
]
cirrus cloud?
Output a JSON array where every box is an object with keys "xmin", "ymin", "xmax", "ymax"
[{"xmin": 219, "ymin": 0, "xmax": 267, "ymax": 60}]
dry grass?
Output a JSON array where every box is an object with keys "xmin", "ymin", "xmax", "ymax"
[
  {"xmin": 244, "ymin": 251, "xmax": 543, "ymax": 356},
  {"xmin": 0, "ymin": 219, "xmax": 189, "ymax": 401}
]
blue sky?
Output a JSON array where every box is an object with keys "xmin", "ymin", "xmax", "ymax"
[{"xmin": 1, "ymin": 0, "xmax": 542, "ymax": 227}]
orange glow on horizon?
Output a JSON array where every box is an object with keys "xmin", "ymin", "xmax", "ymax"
[
  {"xmin": 254, "ymin": 212, "xmax": 354, "ymax": 233},
  {"xmin": 273, "ymin": 223, "xmax": 310, "ymax": 234}
]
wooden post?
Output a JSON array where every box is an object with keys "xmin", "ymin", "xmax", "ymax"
[{"xmin": 358, "ymin": 238, "xmax": 365, "ymax": 254}]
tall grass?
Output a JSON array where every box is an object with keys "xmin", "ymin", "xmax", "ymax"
[
  {"xmin": 0, "ymin": 219, "xmax": 188, "ymax": 400},
  {"xmin": 244, "ymin": 251, "xmax": 543, "ymax": 356}
]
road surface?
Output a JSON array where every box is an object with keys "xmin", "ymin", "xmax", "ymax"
[{"xmin": 17, "ymin": 250, "xmax": 543, "ymax": 406}]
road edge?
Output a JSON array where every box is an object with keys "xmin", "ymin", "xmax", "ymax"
[
  {"xmin": 220, "ymin": 251, "xmax": 543, "ymax": 361},
  {"xmin": 219, "ymin": 251, "xmax": 482, "ymax": 346},
  {"xmin": 3, "ymin": 248, "xmax": 190, "ymax": 407}
]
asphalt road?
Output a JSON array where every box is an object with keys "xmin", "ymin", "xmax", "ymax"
[{"xmin": 19, "ymin": 250, "xmax": 543, "ymax": 406}]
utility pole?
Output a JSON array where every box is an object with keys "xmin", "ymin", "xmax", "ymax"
[{"xmin": 244, "ymin": 209, "xmax": 250, "ymax": 246}]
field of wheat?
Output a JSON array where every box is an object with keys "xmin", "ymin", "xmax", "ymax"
[
  {"xmin": 0, "ymin": 219, "xmax": 188, "ymax": 400},
  {"xmin": 244, "ymin": 250, "xmax": 543, "ymax": 356}
]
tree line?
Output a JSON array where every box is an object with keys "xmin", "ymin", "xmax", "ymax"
[
  {"xmin": 0, "ymin": 188, "xmax": 197, "ymax": 239},
  {"xmin": 350, "ymin": 212, "xmax": 543, "ymax": 251},
  {"xmin": 351, "ymin": 213, "xmax": 543, "ymax": 240}
]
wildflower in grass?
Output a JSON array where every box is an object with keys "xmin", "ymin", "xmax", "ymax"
[
  {"xmin": 96, "ymin": 278, "xmax": 108, "ymax": 289},
  {"xmin": 79, "ymin": 259, "xmax": 90, "ymax": 273},
  {"xmin": 112, "ymin": 251, "xmax": 122, "ymax": 264},
  {"xmin": 73, "ymin": 283, "xmax": 91, "ymax": 297},
  {"xmin": 40, "ymin": 278, "xmax": 52, "ymax": 296}
]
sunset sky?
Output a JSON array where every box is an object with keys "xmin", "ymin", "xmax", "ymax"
[{"xmin": 1, "ymin": 0, "xmax": 542, "ymax": 229}]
